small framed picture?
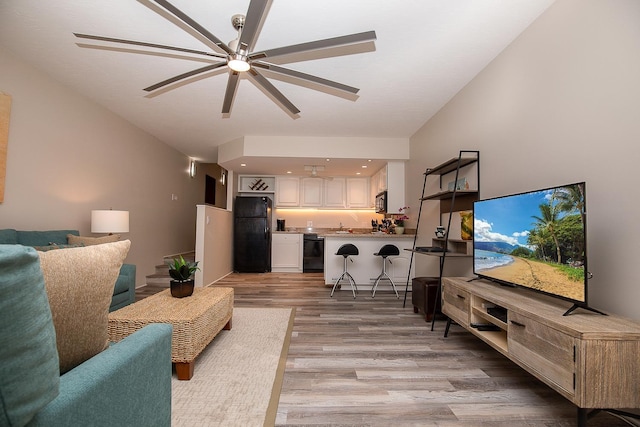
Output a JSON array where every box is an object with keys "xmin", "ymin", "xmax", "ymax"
[{"xmin": 447, "ymin": 177, "xmax": 468, "ymax": 191}]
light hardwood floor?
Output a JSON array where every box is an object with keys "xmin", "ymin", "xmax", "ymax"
[{"xmin": 137, "ymin": 273, "xmax": 633, "ymax": 426}]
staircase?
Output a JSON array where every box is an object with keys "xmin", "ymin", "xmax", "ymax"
[{"xmin": 145, "ymin": 251, "xmax": 196, "ymax": 288}]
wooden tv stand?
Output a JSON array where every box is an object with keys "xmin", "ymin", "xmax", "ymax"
[{"xmin": 442, "ymin": 277, "xmax": 640, "ymax": 426}]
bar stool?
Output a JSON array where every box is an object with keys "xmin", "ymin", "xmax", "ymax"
[
  {"xmin": 330, "ymin": 243, "xmax": 359, "ymax": 299},
  {"xmin": 372, "ymin": 244, "xmax": 400, "ymax": 298}
]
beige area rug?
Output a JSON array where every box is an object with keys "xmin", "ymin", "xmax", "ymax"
[{"xmin": 171, "ymin": 307, "xmax": 295, "ymax": 427}]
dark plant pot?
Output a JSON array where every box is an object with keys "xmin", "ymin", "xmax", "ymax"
[{"xmin": 170, "ymin": 279, "xmax": 194, "ymax": 298}]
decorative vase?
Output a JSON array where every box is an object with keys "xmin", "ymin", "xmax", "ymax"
[
  {"xmin": 395, "ymin": 226, "xmax": 405, "ymax": 235},
  {"xmin": 170, "ymin": 279, "xmax": 194, "ymax": 298}
]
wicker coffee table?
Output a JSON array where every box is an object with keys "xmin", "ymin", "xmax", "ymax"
[{"xmin": 108, "ymin": 287, "xmax": 234, "ymax": 380}]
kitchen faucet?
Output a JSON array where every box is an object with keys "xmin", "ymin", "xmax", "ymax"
[{"xmin": 339, "ymin": 222, "xmax": 344, "ymax": 231}]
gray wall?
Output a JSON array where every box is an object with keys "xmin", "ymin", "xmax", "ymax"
[
  {"xmin": 408, "ymin": 0, "xmax": 640, "ymax": 319},
  {"xmin": 0, "ymin": 46, "xmax": 201, "ymax": 287}
]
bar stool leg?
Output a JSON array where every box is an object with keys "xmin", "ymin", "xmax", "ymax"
[
  {"xmin": 345, "ymin": 257, "xmax": 357, "ymax": 298},
  {"xmin": 372, "ymin": 256, "xmax": 399, "ymax": 298},
  {"xmin": 331, "ymin": 256, "xmax": 358, "ymax": 299},
  {"xmin": 330, "ymin": 265, "xmax": 344, "ymax": 297}
]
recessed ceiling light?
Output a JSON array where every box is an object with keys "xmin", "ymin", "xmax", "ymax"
[
  {"xmin": 286, "ymin": 171, "xmax": 292, "ymax": 174},
  {"xmin": 240, "ymin": 163, "xmax": 246, "ymax": 167},
  {"xmin": 356, "ymin": 172, "xmax": 361, "ymax": 175},
  {"xmin": 368, "ymin": 159, "xmax": 372, "ymax": 162},
  {"xmin": 361, "ymin": 165, "xmax": 367, "ymax": 168},
  {"xmin": 326, "ymin": 159, "xmax": 330, "ymax": 162}
]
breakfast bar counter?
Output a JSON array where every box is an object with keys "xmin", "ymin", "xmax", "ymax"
[
  {"xmin": 323, "ymin": 233, "xmax": 415, "ymax": 291},
  {"xmin": 319, "ymin": 231, "xmax": 414, "ymax": 239}
]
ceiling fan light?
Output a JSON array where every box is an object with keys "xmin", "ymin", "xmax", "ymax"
[{"xmin": 228, "ymin": 53, "xmax": 250, "ymax": 72}]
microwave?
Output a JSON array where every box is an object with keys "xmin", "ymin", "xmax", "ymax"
[{"xmin": 375, "ymin": 191, "xmax": 387, "ymax": 213}]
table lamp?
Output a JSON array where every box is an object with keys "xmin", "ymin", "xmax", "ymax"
[{"xmin": 91, "ymin": 210, "xmax": 129, "ymax": 235}]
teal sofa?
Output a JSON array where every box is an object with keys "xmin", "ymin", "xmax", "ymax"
[
  {"xmin": 0, "ymin": 244, "xmax": 172, "ymax": 427},
  {"xmin": 0, "ymin": 229, "xmax": 136, "ymax": 311}
]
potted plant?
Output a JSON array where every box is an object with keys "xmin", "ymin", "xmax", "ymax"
[
  {"xmin": 167, "ymin": 255, "xmax": 199, "ymax": 298},
  {"xmin": 393, "ymin": 207, "xmax": 410, "ymax": 234}
]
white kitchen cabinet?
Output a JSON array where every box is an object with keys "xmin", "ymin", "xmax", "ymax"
[
  {"xmin": 274, "ymin": 175, "xmax": 381, "ymax": 210},
  {"xmin": 323, "ymin": 178, "xmax": 346, "ymax": 208},
  {"xmin": 369, "ymin": 162, "xmax": 405, "ymax": 213},
  {"xmin": 346, "ymin": 178, "xmax": 369, "ymax": 208},
  {"xmin": 385, "ymin": 161, "xmax": 406, "ymax": 214},
  {"xmin": 370, "ymin": 166, "xmax": 387, "ymax": 206},
  {"xmin": 271, "ymin": 233, "xmax": 302, "ymax": 272},
  {"xmin": 275, "ymin": 176, "xmax": 300, "ymax": 207},
  {"xmin": 301, "ymin": 178, "xmax": 323, "ymax": 207}
]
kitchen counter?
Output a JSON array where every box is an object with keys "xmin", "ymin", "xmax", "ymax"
[
  {"xmin": 324, "ymin": 234, "xmax": 415, "ymax": 289},
  {"xmin": 272, "ymin": 228, "xmax": 414, "ymax": 238},
  {"xmin": 320, "ymin": 232, "xmax": 414, "ymax": 238}
]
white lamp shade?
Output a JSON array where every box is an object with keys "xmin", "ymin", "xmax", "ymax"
[{"xmin": 91, "ymin": 210, "xmax": 129, "ymax": 233}]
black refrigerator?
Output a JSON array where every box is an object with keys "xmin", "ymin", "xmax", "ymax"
[{"xmin": 234, "ymin": 196, "xmax": 272, "ymax": 272}]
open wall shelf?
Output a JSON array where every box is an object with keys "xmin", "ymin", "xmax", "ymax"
[{"xmin": 403, "ymin": 150, "xmax": 480, "ymax": 331}]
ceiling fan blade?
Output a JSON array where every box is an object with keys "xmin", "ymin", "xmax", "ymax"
[
  {"xmin": 237, "ymin": 0, "xmax": 270, "ymax": 52},
  {"xmin": 144, "ymin": 62, "xmax": 227, "ymax": 92},
  {"xmin": 252, "ymin": 63, "xmax": 359, "ymax": 94},
  {"xmin": 247, "ymin": 69, "xmax": 300, "ymax": 115},
  {"xmin": 151, "ymin": 0, "xmax": 234, "ymax": 55},
  {"xmin": 222, "ymin": 71, "xmax": 240, "ymax": 114},
  {"xmin": 249, "ymin": 30, "xmax": 376, "ymax": 61},
  {"xmin": 74, "ymin": 33, "xmax": 226, "ymax": 59}
]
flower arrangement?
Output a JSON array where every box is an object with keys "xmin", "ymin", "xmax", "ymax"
[{"xmin": 394, "ymin": 206, "xmax": 410, "ymax": 227}]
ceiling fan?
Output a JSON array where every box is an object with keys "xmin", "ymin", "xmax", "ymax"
[
  {"xmin": 304, "ymin": 165, "xmax": 333, "ymax": 180},
  {"xmin": 74, "ymin": 0, "xmax": 376, "ymax": 116}
]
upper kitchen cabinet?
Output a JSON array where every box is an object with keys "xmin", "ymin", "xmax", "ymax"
[
  {"xmin": 371, "ymin": 161, "xmax": 406, "ymax": 213},
  {"xmin": 324, "ymin": 178, "xmax": 346, "ymax": 208},
  {"xmin": 301, "ymin": 177, "xmax": 323, "ymax": 207},
  {"xmin": 275, "ymin": 176, "xmax": 372, "ymax": 209},
  {"xmin": 370, "ymin": 165, "xmax": 387, "ymax": 197},
  {"xmin": 275, "ymin": 176, "xmax": 300, "ymax": 207},
  {"xmin": 346, "ymin": 178, "xmax": 369, "ymax": 208}
]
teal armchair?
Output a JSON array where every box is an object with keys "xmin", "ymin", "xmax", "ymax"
[
  {"xmin": 27, "ymin": 324, "xmax": 172, "ymax": 427},
  {"xmin": 0, "ymin": 244, "xmax": 171, "ymax": 427}
]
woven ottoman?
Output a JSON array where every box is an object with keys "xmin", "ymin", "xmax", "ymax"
[{"xmin": 108, "ymin": 287, "xmax": 234, "ymax": 380}]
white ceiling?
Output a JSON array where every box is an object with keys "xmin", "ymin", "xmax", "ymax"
[{"xmin": 0, "ymin": 0, "xmax": 554, "ymax": 176}]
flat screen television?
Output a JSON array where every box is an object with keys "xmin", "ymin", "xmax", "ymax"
[{"xmin": 473, "ymin": 182, "xmax": 603, "ymax": 316}]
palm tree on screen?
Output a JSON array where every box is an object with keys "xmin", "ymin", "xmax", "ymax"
[
  {"xmin": 532, "ymin": 201, "xmax": 562, "ymax": 263},
  {"xmin": 556, "ymin": 184, "xmax": 584, "ymax": 222}
]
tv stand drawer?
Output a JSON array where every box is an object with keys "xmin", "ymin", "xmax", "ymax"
[
  {"xmin": 442, "ymin": 282, "xmax": 469, "ymax": 327},
  {"xmin": 508, "ymin": 311, "xmax": 575, "ymax": 397}
]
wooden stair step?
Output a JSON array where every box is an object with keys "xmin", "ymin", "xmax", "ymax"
[{"xmin": 145, "ymin": 250, "xmax": 195, "ymax": 287}]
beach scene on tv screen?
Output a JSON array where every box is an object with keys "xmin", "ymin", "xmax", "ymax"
[{"xmin": 474, "ymin": 183, "xmax": 586, "ymax": 302}]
